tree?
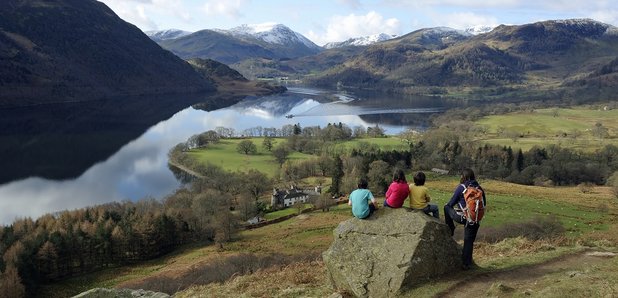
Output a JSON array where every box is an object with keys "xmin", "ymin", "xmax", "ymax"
[
  {"xmin": 293, "ymin": 200, "xmax": 304, "ymax": 215},
  {"xmin": 315, "ymin": 192, "xmax": 335, "ymax": 212},
  {"xmin": 317, "ymin": 155, "xmax": 333, "ymax": 176},
  {"xmin": 0, "ymin": 265, "xmax": 26, "ymax": 298},
  {"xmin": 367, "ymin": 124, "xmax": 385, "ymax": 138},
  {"xmin": 330, "ymin": 156, "xmax": 344, "ymax": 196},
  {"xmin": 238, "ymin": 193, "xmax": 257, "ymax": 220},
  {"xmin": 236, "ymin": 140, "xmax": 258, "ymax": 155},
  {"xmin": 592, "ymin": 122, "xmax": 609, "ymax": 140},
  {"xmin": 242, "ymin": 170, "xmax": 272, "ymax": 202},
  {"xmin": 293, "ymin": 123, "xmax": 302, "ymax": 135},
  {"xmin": 199, "ymin": 130, "xmax": 220, "ymax": 145},
  {"xmin": 353, "ymin": 126, "xmax": 366, "ymax": 138},
  {"xmin": 262, "ymin": 137, "xmax": 274, "ymax": 151},
  {"xmin": 367, "ymin": 160, "xmax": 391, "ymax": 195},
  {"xmin": 36, "ymin": 241, "xmax": 59, "ymax": 281},
  {"xmin": 515, "ymin": 148, "xmax": 524, "ymax": 172},
  {"xmin": 272, "ymin": 145, "xmax": 290, "ymax": 166}
]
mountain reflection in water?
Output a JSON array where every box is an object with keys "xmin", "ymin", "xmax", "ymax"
[{"xmin": 0, "ymin": 88, "xmax": 450, "ymax": 224}]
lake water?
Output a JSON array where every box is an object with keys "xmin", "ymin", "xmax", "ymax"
[{"xmin": 0, "ymin": 87, "xmax": 452, "ymax": 224}]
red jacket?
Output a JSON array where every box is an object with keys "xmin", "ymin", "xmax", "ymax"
[{"xmin": 385, "ymin": 181, "xmax": 410, "ymax": 208}]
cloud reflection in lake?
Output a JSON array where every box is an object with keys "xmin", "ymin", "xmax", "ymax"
[{"xmin": 0, "ymin": 88, "xmax": 447, "ymax": 224}]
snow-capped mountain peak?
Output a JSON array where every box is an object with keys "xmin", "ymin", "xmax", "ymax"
[
  {"xmin": 144, "ymin": 29, "xmax": 192, "ymax": 41},
  {"xmin": 229, "ymin": 22, "xmax": 280, "ymax": 34},
  {"xmin": 324, "ymin": 33, "xmax": 398, "ymax": 49},
  {"xmin": 219, "ymin": 23, "xmax": 320, "ymax": 50},
  {"xmin": 464, "ymin": 25, "xmax": 496, "ymax": 35}
]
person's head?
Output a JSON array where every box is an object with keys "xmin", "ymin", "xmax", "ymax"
[
  {"xmin": 357, "ymin": 177, "xmax": 368, "ymax": 189},
  {"xmin": 413, "ymin": 171, "xmax": 426, "ymax": 186},
  {"xmin": 393, "ymin": 169, "xmax": 407, "ymax": 183},
  {"xmin": 460, "ymin": 168, "xmax": 476, "ymax": 183}
]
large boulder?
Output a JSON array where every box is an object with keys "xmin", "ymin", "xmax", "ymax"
[{"xmin": 323, "ymin": 208, "xmax": 462, "ymax": 297}]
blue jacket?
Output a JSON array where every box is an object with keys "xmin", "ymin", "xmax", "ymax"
[{"xmin": 446, "ymin": 180, "xmax": 487, "ymax": 210}]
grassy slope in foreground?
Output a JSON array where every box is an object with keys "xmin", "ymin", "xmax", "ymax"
[
  {"xmin": 176, "ymin": 177, "xmax": 618, "ymax": 297},
  {"xmin": 476, "ymin": 106, "xmax": 618, "ymax": 151},
  {"xmin": 39, "ymin": 176, "xmax": 618, "ymax": 297}
]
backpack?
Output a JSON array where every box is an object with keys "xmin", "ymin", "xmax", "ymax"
[{"xmin": 459, "ymin": 184, "xmax": 485, "ymax": 224}]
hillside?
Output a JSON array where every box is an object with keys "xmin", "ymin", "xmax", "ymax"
[
  {"xmin": 157, "ymin": 24, "xmax": 321, "ymax": 65},
  {"xmin": 0, "ymin": 0, "xmax": 215, "ymax": 107},
  {"xmin": 307, "ymin": 19, "xmax": 618, "ymax": 100},
  {"xmin": 188, "ymin": 58, "xmax": 287, "ymax": 99},
  {"xmin": 231, "ymin": 46, "xmax": 365, "ymax": 79},
  {"xmin": 42, "ymin": 177, "xmax": 618, "ymax": 297}
]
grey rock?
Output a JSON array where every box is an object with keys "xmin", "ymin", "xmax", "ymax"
[
  {"xmin": 72, "ymin": 288, "xmax": 170, "ymax": 298},
  {"xmin": 322, "ymin": 208, "xmax": 462, "ymax": 297}
]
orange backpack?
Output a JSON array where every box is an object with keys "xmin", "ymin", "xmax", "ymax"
[{"xmin": 459, "ymin": 184, "xmax": 485, "ymax": 224}]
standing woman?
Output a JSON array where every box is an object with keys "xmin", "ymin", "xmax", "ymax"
[
  {"xmin": 444, "ymin": 168, "xmax": 487, "ymax": 270},
  {"xmin": 384, "ymin": 169, "xmax": 410, "ymax": 208}
]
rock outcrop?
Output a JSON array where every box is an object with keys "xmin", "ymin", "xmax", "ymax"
[{"xmin": 322, "ymin": 208, "xmax": 462, "ymax": 297}]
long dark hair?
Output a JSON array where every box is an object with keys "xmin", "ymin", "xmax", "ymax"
[
  {"xmin": 460, "ymin": 168, "xmax": 476, "ymax": 183},
  {"xmin": 357, "ymin": 178, "xmax": 368, "ymax": 189},
  {"xmin": 393, "ymin": 169, "xmax": 407, "ymax": 183}
]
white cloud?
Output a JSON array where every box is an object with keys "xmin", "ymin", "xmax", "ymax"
[
  {"xmin": 100, "ymin": 0, "xmax": 157, "ymax": 29},
  {"xmin": 202, "ymin": 0, "xmax": 250, "ymax": 19},
  {"xmin": 590, "ymin": 10, "xmax": 618, "ymax": 26},
  {"xmin": 438, "ymin": 12, "xmax": 499, "ymax": 29},
  {"xmin": 307, "ymin": 11, "xmax": 401, "ymax": 46},
  {"xmin": 381, "ymin": 0, "xmax": 520, "ymax": 9},
  {"xmin": 98, "ymin": 0, "xmax": 192, "ymax": 30}
]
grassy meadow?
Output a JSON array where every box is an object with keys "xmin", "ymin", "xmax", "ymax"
[
  {"xmin": 186, "ymin": 136, "xmax": 405, "ymax": 177},
  {"xmin": 187, "ymin": 137, "xmax": 312, "ymax": 177},
  {"xmin": 476, "ymin": 107, "xmax": 618, "ymax": 151}
]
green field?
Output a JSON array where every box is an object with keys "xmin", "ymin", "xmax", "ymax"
[
  {"xmin": 186, "ymin": 137, "xmax": 406, "ymax": 177},
  {"xmin": 476, "ymin": 107, "xmax": 618, "ymax": 151},
  {"xmin": 187, "ymin": 138, "xmax": 313, "ymax": 177}
]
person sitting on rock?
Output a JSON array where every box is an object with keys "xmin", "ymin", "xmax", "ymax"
[
  {"xmin": 384, "ymin": 169, "xmax": 410, "ymax": 208},
  {"xmin": 348, "ymin": 178, "xmax": 377, "ymax": 219},
  {"xmin": 409, "ymin": 171, "xmax": 439, "ymax": 218}
]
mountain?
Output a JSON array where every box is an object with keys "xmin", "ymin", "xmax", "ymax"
[
  {"xmin": 0, "ymin": 0, "xmax": 216, "ymax": 107},
  {"xmin": 224, "ymin": 23, "xmax": 321, "ymax": 51},
  {"xmin": 324, "ymin": 33, "xmax": 398, "ymax": 49},
  {"xmin": 308, "ymin": 19, "xmax": 618, "ymax": 100},
  {"xmin": 145, "ymin": 29, "xmax": 192, "ymax": 42},
  {"xmin": 187, "ymin": 58, "xmax": 286, "ymax": 105},
  {"xmin": 156, "ymin": 23, "xmax": 321, "ymax": 64},
  {"xmin": 231, "ymin": 28, "xmax": 469, "ymax": 79}
]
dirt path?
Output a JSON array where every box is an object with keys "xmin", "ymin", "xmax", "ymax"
[{"xmin": 434, "ymin": 250, "xmax": 617, "ymax": 297}]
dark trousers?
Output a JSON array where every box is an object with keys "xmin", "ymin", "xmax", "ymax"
[
  {"xmin": 444, "ymin": 205, "xmax": 480, "ymax": 267},
  {"xmin": 422, "ymin": 204, "xmax": 440, "ymax": 219},
  {"xmin": 368, "ymin": 203, "xmax": 376, "ymax": 214}
]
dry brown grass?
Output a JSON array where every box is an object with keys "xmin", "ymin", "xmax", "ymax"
[{"xmin": 175, "ymin": 260, "xmax": 333, "ymax": 298}]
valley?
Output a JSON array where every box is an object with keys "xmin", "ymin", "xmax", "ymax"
[{"xmin": 1, "ymin": 1, "xmax": 618, "ymax": 297}]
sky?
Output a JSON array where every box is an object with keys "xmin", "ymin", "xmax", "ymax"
[{"xmin": 98, "ymin": 0, "xmax": 618, "ymax": 46}]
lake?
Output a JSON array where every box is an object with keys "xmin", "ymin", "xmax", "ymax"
[{"xmin": 0, "ymin": 87, "xmax": 452, "ymax": 224}]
